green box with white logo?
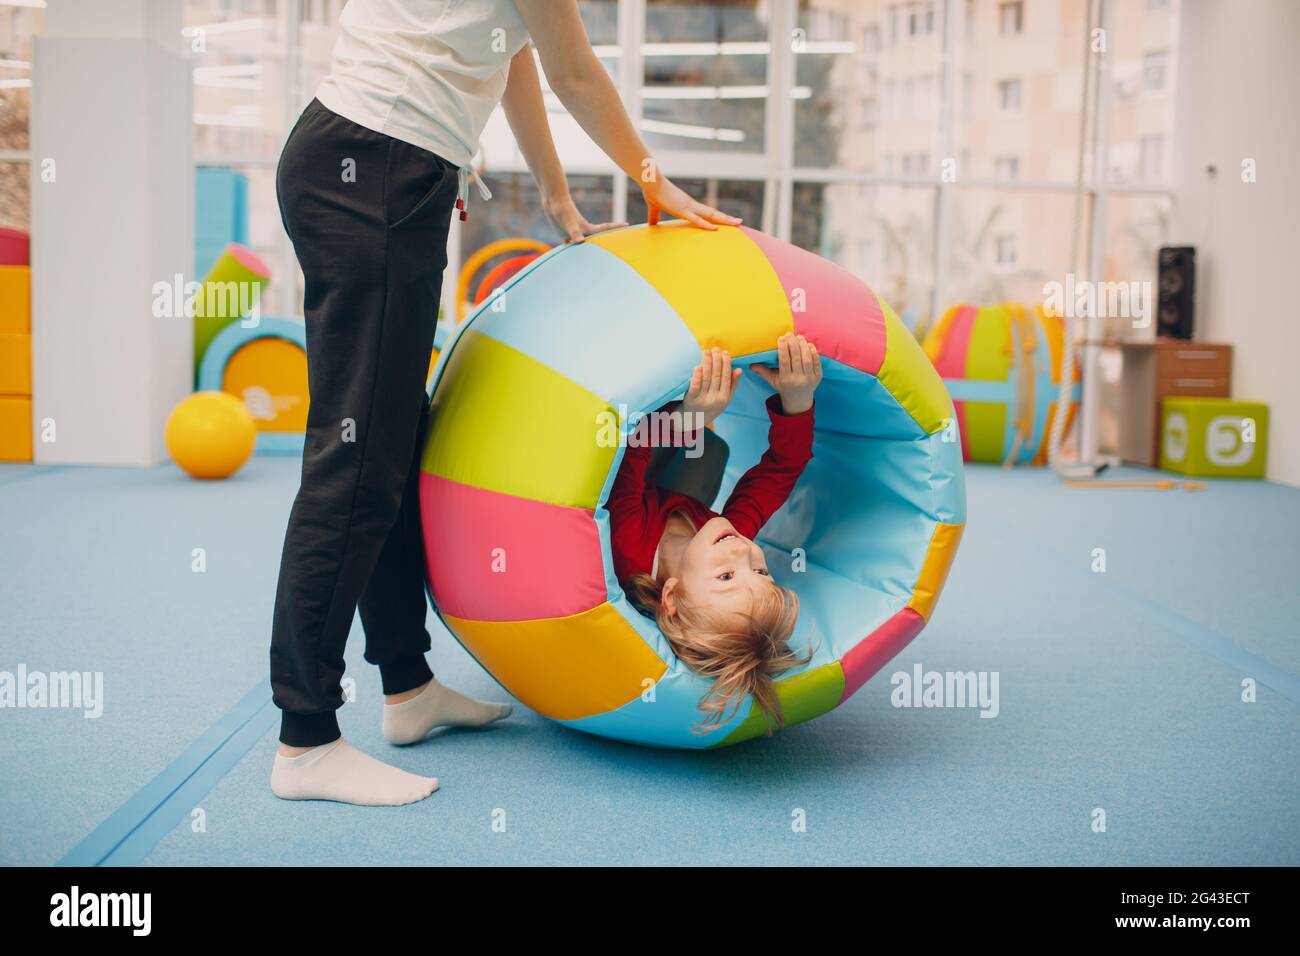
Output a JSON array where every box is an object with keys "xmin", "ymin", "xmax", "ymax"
[{"xmin": 1160, "ymin": 397, "xmax": 1269, "ymax": 478}]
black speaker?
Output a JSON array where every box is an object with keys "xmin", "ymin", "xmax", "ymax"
[{"xmin": 1157, "ymin": 245, "xmax": 1196, "ymax": 339}]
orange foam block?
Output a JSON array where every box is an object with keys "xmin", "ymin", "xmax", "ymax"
[
  {"xmin": 0, "ymin": 395, "xmax": 32, "ymax": 461},
  {"xmin": 0, "ymin": 331, "xmax": 32, "ymax": 394},
  {"xmin": 0, "ymin": 266, "xmax": 31, "ymax": 332}
]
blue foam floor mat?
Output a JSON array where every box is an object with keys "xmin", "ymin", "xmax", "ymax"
[{"xmin": 1, "ymin": 459, "xmax": 1297, "ymax": 866}]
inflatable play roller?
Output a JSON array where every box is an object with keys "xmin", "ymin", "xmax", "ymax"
[
  {"xmin": 923, "ymin": 302, "xmax": 1080, "ymax": 465},
  {"xmin": 420, "ymin": 222, "xmax": 966, "ymax": 748}
]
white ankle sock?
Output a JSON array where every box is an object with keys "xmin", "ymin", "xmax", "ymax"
[
  {"xmin": 382, "ymin": 677, "xmax": 512, "ymax": 745},
  {"xmin": 270, "ymin": 739, "xmax": 438, "ymax": 806}
]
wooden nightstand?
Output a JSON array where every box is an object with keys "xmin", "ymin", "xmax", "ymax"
[{"xmin": 1098, "ymin": 339, "xmax": 1233, "ymax": 467}]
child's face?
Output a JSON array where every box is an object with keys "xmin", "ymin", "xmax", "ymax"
[{"xmin": 668, "ymin": 516, "xmax": 777, "ymax": 618}]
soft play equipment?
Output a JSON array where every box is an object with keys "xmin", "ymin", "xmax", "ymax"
[
  {"xmin": 455, "ymin": 237, "xmax": 549, "ymax": 322},
  {"xmin": 0, "ymin": 226, "xmax": 29, "ymax": 267},
  {"xmin": 923, "ymin": 302, "xmax": 1080, "ymax": 465},
  {"xmin": 473, "ymin": 253, "xmax": 540, "ymax": 307},
  {"xmin": 193, "ymin": 243, "xmax": 272, "ymax": 378},
  {"xmin": 1161, "ymin": 396, "xmax": 1269, "ymax": 479},
  {"xmin": 165, "ymin": 391, "xmax": 257, "ymax": 479},
  {"xmin": 197, "ymin": 316, "xmax": 309, "ymax": 454},
  {"xmin": 0, "ymin": 241, "xmax": 32, "ymax": 462},
  {"xmin": 195, "ymin": 168, "xmax": 249, "ymax": 278},
  {"xmin": 424, "ymin": 237, "xmax": 548, "ymax": 382},
  {"xmin": 419, "ymin": 222, "xmax": 966, "ymax": 749}
]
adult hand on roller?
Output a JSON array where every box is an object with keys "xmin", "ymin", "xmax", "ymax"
[
  {"xmin": 511, "ymin": 0, "xmax": 742, "ymax": 236},
  {"xmin": 642, "ymin": 174, "xmax": 741, "ymax": 230},
  {"xmin": 541, "ymin": 192, "xmax": 625, "ymax": 245}
]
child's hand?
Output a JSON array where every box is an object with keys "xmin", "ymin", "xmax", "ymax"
[
  {"xmin": 750, "ymin": 334, "xmax": 822, "ymax": 414},
  {"xmin": 681, "ymin": 348, "xmax": 742, "ymax": 429}
]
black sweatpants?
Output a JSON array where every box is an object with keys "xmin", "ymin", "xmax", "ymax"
[{"xmin": 270, "ymin": 99, "xmax": 458, "ymax": 747}]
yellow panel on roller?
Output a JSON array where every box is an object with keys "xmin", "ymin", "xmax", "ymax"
[
  {"xmin": 586, "ymin": 222, "xmax": 792, "ymax": 356},
  {"xmin": 222, "ymin": 337, "xmax": 310, "ymax": 433},
  {"xmin": 421, "ymin": 329, "xmax": 616, "ymax": 510},
  {"xmin": 876, "ymin": 299, "xmax": 952, "ymax": 436},
  {"xmin": 444, "ymin": 603, "xmax": 668, "ymax": 721},
  {"xmin": 907, "ymin": 522, "xmax": 964, "ymax": 621}
]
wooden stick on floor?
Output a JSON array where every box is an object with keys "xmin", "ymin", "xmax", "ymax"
[{"xmin": 1062, "ymin": 479, "xmax": 1207, "ymax": 491}]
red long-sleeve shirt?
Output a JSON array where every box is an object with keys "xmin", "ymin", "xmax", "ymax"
[{"xmin": 606, "ymin": 395, "xmax": 815, "ymax": 582}]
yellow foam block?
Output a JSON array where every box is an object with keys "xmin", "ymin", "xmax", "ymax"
[
  {"xmin": 907, "ymin": 521, "xmax": 965, "ymax": 621},
  {"xmin": 444, "ymin": 603, "xmax": 667, "ymax": 721},
  {"xmin": 0, "ymin": 266, "xmax": 31, "ymax": 332},
  {"xmin": 0, "ymin": 395, "xmax": 32, "ymax": 461},
  {"xmin": 587, "ymin": 222, "xmax": 792, "ymax": 356},
  {"xmin": 877, "ymin": 300, "xmax": 952, "ymax": 435},
  {"xmin": 0, "ymin": 331, "xmax": 32, "ymax": 394},
  {"xmin": 421, "ymin": 329, "xmax": 616, "ymax": 510}
]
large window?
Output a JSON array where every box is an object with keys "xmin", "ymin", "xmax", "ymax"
[
  {"xmin": 184, "ymin": 1, "xmax": 297, "ymax": 313},
  {"xmin": 795, "ymin": 182, "xmax": 934, "ymax": 329},
  {"xmin": 0, "ymin": 0, "xmax": 1182, "ymax": 341},
  {"xmin": 641, "ymin": 0, "xmax": 770, "ymax": 156},
  {"xmin": 0, "ymin": 1, "xmax": 42, "ymax": 231}
]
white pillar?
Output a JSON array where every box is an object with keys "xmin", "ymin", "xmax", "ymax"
[
  {"xmin": 1079, "ymin": 0, "xmax": 1113, "ymax": 468},
  {"xmin": 31, "ymin": 0, "xmax": 193, "ymax": 466}
]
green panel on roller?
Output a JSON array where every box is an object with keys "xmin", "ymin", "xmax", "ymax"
[
  {"xmin": 713, "ymin": 662, "xmax": 846, "ymax": 747},
  {"xmin": 964, "ymin": 401, "xmax": 1007, "ymax": 462}
]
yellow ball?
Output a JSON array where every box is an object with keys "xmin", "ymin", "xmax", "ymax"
[{"xmin": 165, "ymin": 391, "xmax": 257, "ymax": 480}]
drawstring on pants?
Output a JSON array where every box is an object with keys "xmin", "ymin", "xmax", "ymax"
[{"xmin": 456, "ymin": 166, "xmax": 493, "ymax": 221}]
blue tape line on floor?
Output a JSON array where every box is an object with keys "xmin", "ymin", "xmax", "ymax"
[
  {"xmin": 57, "ymin": 680, "xmax": 277, "ymax": 867},
  {"xmin": 1002, "ymin": 510, "xmax": 1300, "ymax": 707},
  {"xmin": 1093, "ymin": 576, "xmax": 1300, "ymax": 706}
]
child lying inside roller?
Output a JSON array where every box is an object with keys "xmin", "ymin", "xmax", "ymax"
[{"xmin": 607, "ymin": 334, "xmax": 823, "ymax": 735}]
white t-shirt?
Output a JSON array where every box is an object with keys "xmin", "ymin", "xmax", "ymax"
[{"xmin": 315, "ymin": 0, "xmax": 530, "ymax": 167}]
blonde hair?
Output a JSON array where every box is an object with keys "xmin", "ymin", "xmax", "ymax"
[{"xmin": 625, "ymin": 572, "xmax": 809, "ymax": 736}]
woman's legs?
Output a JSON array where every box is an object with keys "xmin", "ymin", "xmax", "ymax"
[
  {"xmin": 357, "ymin": 400, "xmax": 439, "ymax": 696},
  {"xmin": 267, "ymin": 101, "xmax": 502, "ymax": 803},
  {"xmin": 363, "ymin": 409, "xmax": 511, "ymax": 746},
  {"xmin": 270, "ymin": 98, "xmax": 449, "ymax": 747}
]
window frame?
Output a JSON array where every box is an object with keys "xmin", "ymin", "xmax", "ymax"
[{"xmin": 0, "ymin": 0, "xmax": 1180, "ymax": 329}]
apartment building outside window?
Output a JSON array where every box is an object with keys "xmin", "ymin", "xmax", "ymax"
[
  {"xmin": 999, "ymin": 1, "xmax": 1024, "ymax": 34},
  {"xmin": 908, "ymin": 2, "xmax": 937, "ymax": 37},
  {"xmin": 1144, "ymin": 49, "xmax": 1169, "ymax": 91},
  {"xmin": 995, "ymin": 235, "xmax": 1018, "ymax": 266},
  {"xmin": 998, "ymin": 78, "xmax": 1022, "ymax": 111},
  {"xmin": 1139, "ymin": 135, "xmax": 1165, "ymax": 179}
]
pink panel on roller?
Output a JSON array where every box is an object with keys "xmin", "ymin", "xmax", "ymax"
[
  {"xmin": 954, "ymin": 401, "xmax": 971, "ymax": 462},
  {"xmin": 740, "ymin": 226, "xmax": 886, "ymax": 375},
  {"xmin": 930, "ymin": 305, "xmax": 978, "ymax": 460},
  {"xmin": 419, "ymin": 473, "xmax": 608, "ymax": 622},
  {"xmin": 838, "ymin": 607, "xmax": 926, "ymax": 702},
  {"xmin": 929, "ymin": 305, "xmax": 978, "ymax": 378}
]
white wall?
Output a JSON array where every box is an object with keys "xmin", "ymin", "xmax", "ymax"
[
  {"xmin": 1169, "ymin": 0, "xmax": 1300, "ymax": 486},
  {"xmin": 30, "ymin": 1, "xmax": 192, "ymax": 467}
]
